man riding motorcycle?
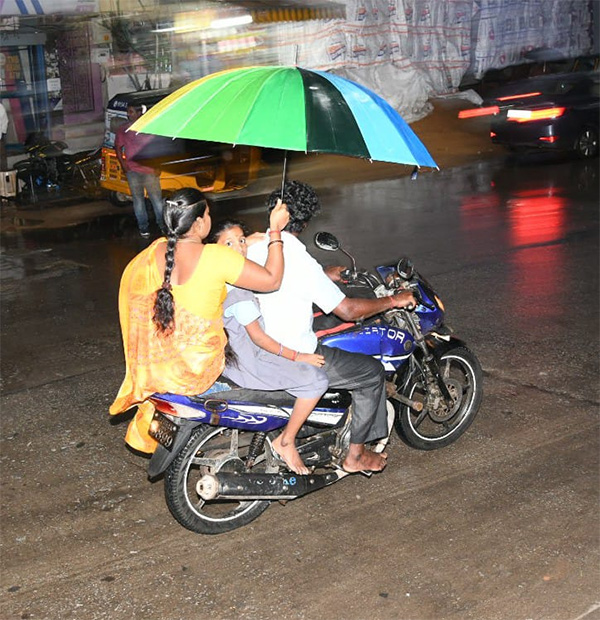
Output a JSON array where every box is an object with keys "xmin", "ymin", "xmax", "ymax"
[{"xmin": 247, "ymin": 180, "xmax": 416, "ymax": 473}]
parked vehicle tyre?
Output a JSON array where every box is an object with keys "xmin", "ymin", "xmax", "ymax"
[
  {"xmin": 574, "ymin": 127, "xmax": 599, "ymax": 159},
  {"xmin": 164, "ymin": 425, "xmax": 273, "ymax": 534},
  {"xmin": 109, "ymin": 190, "xmax": 132, "ymax": 206}
]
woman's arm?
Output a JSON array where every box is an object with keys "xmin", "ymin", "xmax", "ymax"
[
  {"xmin": 245, "ymin": 321, "xmax": 325, "ymax": 368},
  {"xmin": 233, "ymin": 199, "xmax": 289, "ymax": 293}
]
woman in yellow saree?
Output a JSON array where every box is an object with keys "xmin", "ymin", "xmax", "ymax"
[{"xmin": 110, "ymin": 188, "xmax": 289, "ymax": 453}]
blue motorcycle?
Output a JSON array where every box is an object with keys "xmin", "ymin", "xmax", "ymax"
[{"xmin": 145, "ymin": 232, "xmax": 483, "ymax": 534}]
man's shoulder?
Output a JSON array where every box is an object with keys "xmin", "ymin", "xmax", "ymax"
[
  {"xmin": 282, "ymin": 231, "xmax": 310, "ymax": 258},
  {"xmin": 247, "ymin": 230, "xmax": 305, "ymax": 257},
  {"xmin": 282, "ymin": 231, "xmax": 305, "ymax": 246}
]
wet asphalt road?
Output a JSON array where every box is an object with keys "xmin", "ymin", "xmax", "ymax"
[{"xmin": 1, "ymin": 154, "xmax": 599, "ymax": 620}]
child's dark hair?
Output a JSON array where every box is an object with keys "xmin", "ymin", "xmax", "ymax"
[
  {"xmin": 153, "ymin": 188, "xmax": 209, "ymax": 334},
  {"xmin": 266, "ymin": 180, "xmax": 320, "ymax": 233},
  {"xmin": 207, "ymin": 218, "xmax": 250, "ymax": 244}
]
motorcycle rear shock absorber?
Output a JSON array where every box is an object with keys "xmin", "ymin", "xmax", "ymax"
[{"xmin": 245, "ymin": 432, "xmax": 267, "ymax": 470}]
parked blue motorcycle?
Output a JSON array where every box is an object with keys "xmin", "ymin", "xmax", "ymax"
[{"xmin": 145, "ymin": 232, "xmax": 483, "ymax": 534}]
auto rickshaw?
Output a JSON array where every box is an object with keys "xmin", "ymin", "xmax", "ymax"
[{"xmin": 101, "ymin": 89, "xmax": 261, "ymax": 205}]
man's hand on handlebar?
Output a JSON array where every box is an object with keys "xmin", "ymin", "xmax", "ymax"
[
  {"xmin": 324, "ymin": 265, "xmax": 347, "ymax": 282},
  {"xmin": 389, "ymin": 291, "xmax": 417, "ymax": 311}
]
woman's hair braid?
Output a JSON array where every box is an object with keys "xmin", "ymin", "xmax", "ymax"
[
  {"xmin": 153, "ymin": 231, "xmax": 177, "ymax": 333},
  {"xmin": 152, "ymin": 188, "xmax": 209, "ymax": 334}
]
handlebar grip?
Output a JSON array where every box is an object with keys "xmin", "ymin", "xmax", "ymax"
[{"xmin": 340, "ymin": 268, "xmax": 353, "ymax": 283}]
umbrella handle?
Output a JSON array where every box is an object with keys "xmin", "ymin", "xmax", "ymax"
[{"xmin": 280, "ymin": 150, "xmax": 288, "ymax": 201}]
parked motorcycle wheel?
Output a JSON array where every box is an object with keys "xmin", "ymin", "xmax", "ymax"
[
  {"xmin": 164, "ymin": 425, "xmax": 274, "ymax": 534},
  {"xmin": 397, "ymin": 345, "xmax": 483, "ymax": 450}
]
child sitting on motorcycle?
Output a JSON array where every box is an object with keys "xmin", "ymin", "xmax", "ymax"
[{"xmin": 209, "ymin": 219, "xmax": 328, "ymax": 475}]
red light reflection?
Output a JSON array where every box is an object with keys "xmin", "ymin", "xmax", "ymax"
[
  {"xmin": 507, "ymin": 189, "xmax": 566, "ymax": 246},
  {"xmin": 459, "ymin": 184, "xmax": 569, "ymax": 321},
  {"xmin": 507, "ymin": 188, "xmax": 567, "ymax": 319}
]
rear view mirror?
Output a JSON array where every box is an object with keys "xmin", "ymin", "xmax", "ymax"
[
  {"xmin": 314, "ymin": 232, "xmax": 340, "ymax": 252},
  {"xmin": 397, "ymin": 257, "xmax": 414, "ymax": 280}
]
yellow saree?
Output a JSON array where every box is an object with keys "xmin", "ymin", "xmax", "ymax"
[{"xmin": 110, "ymin": 240, "xmax": 245, "ymax": 453}]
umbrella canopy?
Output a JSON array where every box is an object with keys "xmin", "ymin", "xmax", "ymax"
[{"xmin": 130, "ymin": 66, "xmax": 438, "ymax": 169}]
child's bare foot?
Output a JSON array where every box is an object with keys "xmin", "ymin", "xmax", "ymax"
[
  {"xmin": 272, "ymin": 435, "xmax": 309, "ymax": 475},
  {"xmin": 342, "ymin": 445, "xmax": 388, "ymax": 473}
]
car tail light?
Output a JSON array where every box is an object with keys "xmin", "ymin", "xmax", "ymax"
[
  {"xmin": 458, "ymin": 105, "xmax": 500, "ymax": 119},
  {"xmin": 507, "ymin": 107, "xmax": 566, "ymax": 122},
  {"xmin": 490, "ymin": 131, "xmax": 497, "ymax": 138},
  {"xmin": 497, "ymin": 91, "xmax": 542, "ymax": 101},
  {"xmin": 539, "ymin": 136, "xmax": 558, "ymax": 143}
]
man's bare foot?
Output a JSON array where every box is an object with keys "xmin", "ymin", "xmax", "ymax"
[
  {"xmin": 342, "ymin": 444, "xmax": 388, "ymax": 473},
  {"xmin": 272, "ymin": 435, "xmax": 309, "ymax": 475}
]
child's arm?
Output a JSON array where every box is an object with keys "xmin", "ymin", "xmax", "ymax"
[{"xmin": 245, "ymin": 320, "xmax": 325, "ymax": 368}]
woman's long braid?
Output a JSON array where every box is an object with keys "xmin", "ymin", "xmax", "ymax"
[
  {"xmin": 153, "ymin": 231, "xmax": 177, "ymax": 333},
  {"xmin": 152, "ymin": 188, "xmax": 209, "ymax": 334}
]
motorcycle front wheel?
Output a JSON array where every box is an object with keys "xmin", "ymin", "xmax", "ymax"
[
  {"xmin": 164, "ymin": 425, "xmax": 274, "ymax": 534},
  {"xmin": 397, "ymin": 345, "xmax": 483, "ymax": 450}
]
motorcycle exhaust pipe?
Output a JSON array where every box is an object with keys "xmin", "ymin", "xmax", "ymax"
[{"xmin": 197, "ymin": 471, "xmax": 345, "ymax": 501}]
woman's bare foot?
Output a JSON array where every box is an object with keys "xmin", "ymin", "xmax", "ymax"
[
  {"xmin": 272, "ymin": 435, "xmax": 309, "ymax": 475},
  {"xmin": 342, "ymin": 444, "xmax": 388, "ymax": 473}
]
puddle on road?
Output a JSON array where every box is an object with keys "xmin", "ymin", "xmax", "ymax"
[
  {"xmin": 0, "ymin": 248, "xmax": 89, "ymax": 289},
  {"xmin": 10, "ymin": 217, "xmax": 45, "ymax": 227}
]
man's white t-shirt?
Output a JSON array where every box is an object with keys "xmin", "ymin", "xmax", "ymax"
[{"xmin": 247, "ymin": 231, "xmax": 345, "ymax": 353}]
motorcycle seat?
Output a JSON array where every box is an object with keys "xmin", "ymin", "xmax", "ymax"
[
  {"xmin": 193, "ymin": 387, "xmax": 352, "ymax": 411},
  {"xmin": 156, "ymin": 379, "xmax": 352, "ymax": 411}
]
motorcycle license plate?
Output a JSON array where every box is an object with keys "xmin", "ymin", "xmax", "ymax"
[{"xmin": 149, "ymin": 411, "xmax": 178, "ymax": 450}]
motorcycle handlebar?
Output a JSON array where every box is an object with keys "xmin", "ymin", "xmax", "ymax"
[{"xmin": 336, "ymin": 262, "xmax": 438, "ymax": 312}]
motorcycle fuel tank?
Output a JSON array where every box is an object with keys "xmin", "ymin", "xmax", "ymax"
[{"xmin": 321, "ymin": 323, "xmax": 415, "ymax": 361}]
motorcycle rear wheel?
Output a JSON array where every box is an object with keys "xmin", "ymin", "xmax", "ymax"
[
  {"xmin": 164, "ymin": 425, "xmax": 273, "ymax": 534},
  {"xmin": 397, "ymin": 346, "xmax": 483, "ymax": 450}
]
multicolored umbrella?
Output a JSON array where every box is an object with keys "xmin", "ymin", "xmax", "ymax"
[{"xmin": 130, "ymin": 65, "xmax": 437, "ymax": 169}]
